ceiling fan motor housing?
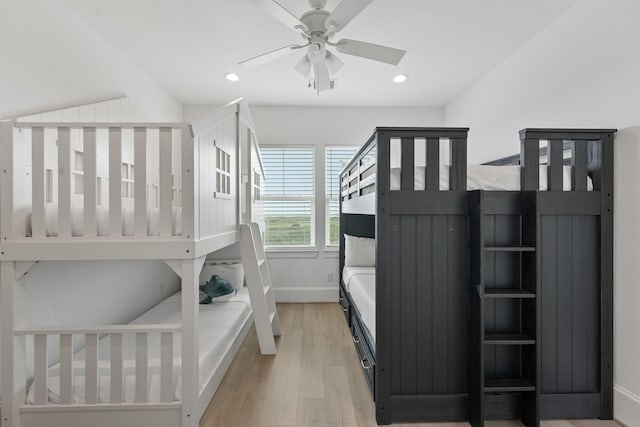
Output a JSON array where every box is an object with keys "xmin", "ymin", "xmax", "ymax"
[
  {"xmin": 307, "ymin": 36, "xmax": 327, "ymax": 63},
  {"xmin": 300, "ymin": 9, "xmax": 330, "ymax": 35}
]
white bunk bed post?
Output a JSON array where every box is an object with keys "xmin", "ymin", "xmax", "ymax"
[
  {"xmin": 181, "ymin": 125, "xmax": 195, "ymax": 240},
  {"xmin": 180, "ymin": 256, "xmax": 205, "ymax": 427},
  {"xmin": 1, "ymin": 263, "xmax": 26, "ymax": 427},
  {"xmin": 134, "ymin": 127, "xmax": 148, "ymax": 237},
  {"xmin": 159, "ymin": 128, "xmax": 173, "ymax": 237},
  {"xmin": 57, "ymin": 127, "xmax": 72, "ymax": 237}
]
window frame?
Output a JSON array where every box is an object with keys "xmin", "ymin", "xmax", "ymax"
[
  {"xmin": 260, "ymin": 145, "xmax": 316, "ymax": 250},
  {"xmin": 325, "ymin": 145, "xmax": 359, "ymax": 248}
]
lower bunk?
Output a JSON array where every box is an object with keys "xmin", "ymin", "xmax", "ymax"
[{"xmin": 12, "ymin": 288, "xmax": 253, "ymax": 427}]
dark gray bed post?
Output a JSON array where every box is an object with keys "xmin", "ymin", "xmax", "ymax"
[
  {"xmin": 598, "ymin": 131, "xmax": 614, "ymax": 419},
  {"xmin": 375, "ymin": 129, "xmax": 391, "ymax": 425}
]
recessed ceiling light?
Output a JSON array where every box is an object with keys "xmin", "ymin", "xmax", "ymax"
[
  {"xmin": 393, "ymin": 74, "xmax": 408, "ymax": 83},
  {"xmin": 224, "ymin": 72, "xmax": 240, "ymax": 82}
]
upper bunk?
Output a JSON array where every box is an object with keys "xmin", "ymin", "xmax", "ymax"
[
  {"xmin": 340, "ymin": 126, "xmax": 615, "ymax": 216},
  {"xmin": 0, "ymin": 98, "xmax": 266, "ymax": 262}
]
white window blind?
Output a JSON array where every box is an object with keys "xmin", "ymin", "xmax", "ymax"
[
  {"xmin": 326, "ymin": 147, "xmax": 358, "ymax": 246},
  {"xmin": 261, "ymin": 147, "xmax": 315, "ymax": 248}
]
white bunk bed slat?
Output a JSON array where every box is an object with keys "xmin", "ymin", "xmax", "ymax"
[
  {"xmin": 134, "ymin": 127, "xmax": 148, "ymax": 236},
  {"xmin": 85, "ymin": 333, "xmax": 99, "ymax": 404},
  {"xmin": 181, "ymin": 126, "xmax": 195, "ymax": 239},
  {"xmin": 83, "ymin": 127, "xmax": 98, "ymax": 237},
  {"xmin": 59, "ymin": 334, "xmax": 73, "ymax": 404},
  {"xmin": 159, "ymin": 127, "xmax": 173, "ymax": 236},
  {"xmin": 31, "ymin": 127, "xmax": 46, "ymax": 238},
  {"xmin": 109, "ymin": 127, "xmax": 123, "ymax": 236},
  {"xmin": 110, "ymin": 333, "xmax": 124, "ymax": 403},
  {"xmin": 135, "ymin": 333, "xmax": 149, "ymax": 403},
  {"xmin": 33, "ymin": 334, "xmax": 48, "ymax": 405},
  {"xmin": 160, "ymin": 332, "xmax": 174, "ymax": 403},
  {"xmin": 57, "ymin": 127, "xmax": 72, "ymax": 238}
]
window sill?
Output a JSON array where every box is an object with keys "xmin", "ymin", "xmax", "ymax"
[{"xmin": 266, "ymin": 249, "xmax": 320, "ymax": 259}]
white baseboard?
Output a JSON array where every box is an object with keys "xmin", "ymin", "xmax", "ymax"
[
  {"xmin": 615, "ymin": 384, "xmax": 640, "ymax": 427},
  {"xmin": 274, "ymin": 286, "xmax": 337, "ymax": 303}
]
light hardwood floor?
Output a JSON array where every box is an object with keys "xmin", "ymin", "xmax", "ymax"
[{"xmin": 200, "ymin": 303, "xmax": 621, "ymax": 427}]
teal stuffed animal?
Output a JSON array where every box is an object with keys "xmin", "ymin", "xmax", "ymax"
[{"xmin": 199, "ymin": 275, "xmax": 237, "ymax": 304}]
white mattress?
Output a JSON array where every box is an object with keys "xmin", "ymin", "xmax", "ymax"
[
  {"xmin": 27, "ymin": 204, "xmax": 182, "ymax": 237},
  {"xmin": 390, "ymin": 165, "xmax": 593, "ymax": 191},
  {"xmin": 343, "ymin": 267, "xmax": 376, "ymax": 342},
  {"xmin": 26, "ymin": 288, "xmax": 251, "ymax": 404}
]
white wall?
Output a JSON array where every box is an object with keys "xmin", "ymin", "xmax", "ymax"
[
  {"xmin": 0, "ymin": 0, "xmax": 182, "ymax": 121},
  {"xmin": 444, "ymin": 1, "xmax": 640, "ymax": 424},
  {"xmin": 186, "ymin": 105, "xmax": 444, "ymax": 301}
]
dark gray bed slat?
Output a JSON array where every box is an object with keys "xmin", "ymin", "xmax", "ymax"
[
  {"xmin": 520, "ymin": 137, "xmax": 540, "ymax": 191},
  {"xmin": 416, "ymin": 216, "xmax": 433, "ymax": 394},
  {"xmin": 400, "ymin": 215, "xmax": 418, "ymax": 394},
  {"xmin": 572, "ymin": 140, "xmax": 588, "ymax": 191},
  {"xmin": 538, "ymin": 192, "xmax": 600, "ymax": 215},
  {"xmin": 401, "ymin": 137, "xmax": 415, "ymax": 191},
  {"xmin": 449, "ymin": 138, "xmax": 467, "ymax": 190},
  {"xmin": 426, "ymin": 137, "xmax": 440, "ymax": 190},
  {"xmin": 389, "ymin": 191, "xmax": 467, "ymax": 215},
  {"xmin": 483, "ymin": 192, "xmax": 523, "ymax": 215},
  {"xmin": 548, "ymin": 139, "xmax": 564, "ymax": 191}
]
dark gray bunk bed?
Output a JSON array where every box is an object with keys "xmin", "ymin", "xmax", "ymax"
[{"xmin": 338, "ymin": 127, "xmax": 615, "ymax": 426}]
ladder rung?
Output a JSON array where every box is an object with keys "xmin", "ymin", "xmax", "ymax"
[
  {"xmin": 263, "ymin": 284, "xmax": 271, "ymax": 295},
  {"xmin": 484, "ymin": 378, "xmax": 535, "ymax": 392},
  {"xmin": 484, "ymin": 246, "xmax": 535, "ymax": 252},
  {"xmin": 484, "ymin": 333, "xmax": 535, "ymax": 345},
  {"xmin": 269, "ymin": 311, "xmax": 276, "ymax": 324},
  {"xmin": 258, "ymin": 258, "xmax": 266, "ymax": 267},
  {"xmin": 484, "ymin": 288, "xmax": 535, "ymax": 298}
]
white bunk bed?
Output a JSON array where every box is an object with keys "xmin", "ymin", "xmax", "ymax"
[{"xmin": 0, "ymin": 98, "xmax": 268, "ymax": 427}]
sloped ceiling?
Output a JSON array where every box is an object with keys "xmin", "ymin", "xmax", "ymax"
[{"xmin": 62, "ymin": 0, "xmax": 577, "ymax": 107}]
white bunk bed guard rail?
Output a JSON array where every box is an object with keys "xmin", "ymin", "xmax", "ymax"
[{"xmin": 1, "ymin": 122, "xmax": 195, "ymax": 241}]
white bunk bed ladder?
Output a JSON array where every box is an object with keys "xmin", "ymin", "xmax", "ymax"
[{"xmin": 239, "ymin": 222, "xmax": 281, "ymax": 355}]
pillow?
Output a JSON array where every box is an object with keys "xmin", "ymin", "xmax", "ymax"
[{"xmin": 344, "ymin": 234, "xmax": 376, "ymax": 267}]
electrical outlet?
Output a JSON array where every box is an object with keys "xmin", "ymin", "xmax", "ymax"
[{"xmin": 326, "ymin": 272, "xmax": 334, "ymax": 282}]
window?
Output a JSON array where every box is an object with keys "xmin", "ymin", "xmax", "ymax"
[
  {"xmin": 73, "ymin": 150, "xmax": 84, "ymax": 195},
  {"xmin": 121, "ymin": 162, "xmax": 134, "ymax": 198},
  {"xmin": 253, "ymin": 169, "xmax": 262, "ymax": 201},
  {"xmin": 261, "ymin": 147, "xmax": 314, "ymax": 248},
  {"xmin": 215, "ymin": 145, "xmax": 231, "ymax": 199},
  {"xmin": 326, "ymin": 147, "xmax": 358, "ymax": 246}
]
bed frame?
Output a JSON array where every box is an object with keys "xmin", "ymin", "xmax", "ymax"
[
  {"xmin": 339, "ymin": 127, "xmax": 615, "ymax": 426},
  {"xmin": 0, "ymin": 98, "xmax": 265, "ymax": 427}
]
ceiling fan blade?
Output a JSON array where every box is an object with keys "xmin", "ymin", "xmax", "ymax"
[
  {"xmin": 315, "ymin": 62, "xmax": 332, "ymax": 93},
  {"xmin": 249, "ymin": 0, "xmax": 305, "ymax": 31},
  {"xmin": 239, "ymin": 44, "xmax": 298, "ymax": 68},
  {"xmin": 326, "ymin": 0, "xmax": 373, "ymax": 31},
  {"xmin": 326, "ymin": 51, "xmax": 344, "ymax": 75},
  {"xmin": 295, "ymin": 55, "xmax": 311, "ymax": 77},
  {"xmin": 336, "ymin": 39, "xmax": 406, "ymax": 65}
]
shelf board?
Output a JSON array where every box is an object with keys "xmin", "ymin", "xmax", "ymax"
[
  {"xmin": 484, "ymin": 333, "xmax": 535, "ymax": 345},
  {"xmin": 484, "ymin": 288, "xmax": 536, "ymax": 299},
  {"xmin": 484, "ymin": 246, "xmax": 536, "ymax": 252},
  {"xmin": 484, "ymin": 378, "xmax": 535, "ymax": 392}
]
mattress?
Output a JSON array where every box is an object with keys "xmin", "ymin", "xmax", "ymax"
[
  {"xmin": 25, "ymin": 288, "xmax": 251, "ymax": 404},
  {"xmin": 343, "ymin": 267, "xmax": 376, "ymax": 342},
  {"xmin": 390, "ymin": 164, "xmax": 593, "ymax": 191},
  {"xmin": 27, "ymin": 204, "xmax": 182, "ymax": 237}
]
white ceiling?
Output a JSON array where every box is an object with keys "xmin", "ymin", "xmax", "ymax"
[{"xmin": 61, "ymin": 0, "xmax": 577, "ymax": 108}]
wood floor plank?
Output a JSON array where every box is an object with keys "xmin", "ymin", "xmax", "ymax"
[{"xmin": 200, "ymin": 303, "xmax": 620, "ymax": 427}]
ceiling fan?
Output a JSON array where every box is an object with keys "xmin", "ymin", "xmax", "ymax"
[{"xmin": 240, "ymin": 0, "xmax": 407, "ymax": 94}]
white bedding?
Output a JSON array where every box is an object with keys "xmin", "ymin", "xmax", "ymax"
[
  {"xmin": 390, "ymin": 165, "xmax": 593, "ymax": 191},
  {"xmin": 26, "ymin": 288, "xmax": 251, "ymax": 404},
  {"xmin": 343, "ymin": 267, "xmax": 376, "ymax": 342},
  {"xmin": 27, "ymin": 204, "xmax": 182, "ymax": 237}
]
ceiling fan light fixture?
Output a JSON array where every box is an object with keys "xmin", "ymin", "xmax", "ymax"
[
  {"xmin": 224, "ymin": 72, "xmax": 240, "ymax": 82},
  {"xmin": 393, "ymin": 74, "xmax": 408, "ymax": 83}
]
